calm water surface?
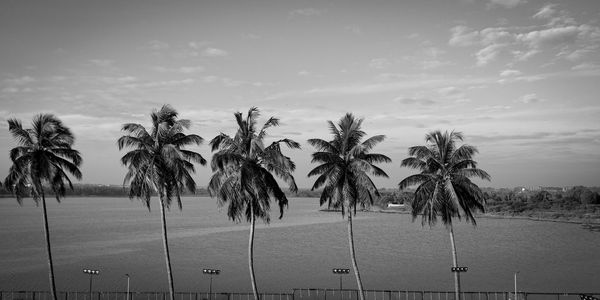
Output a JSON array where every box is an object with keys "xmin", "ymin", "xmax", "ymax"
[{"xmin": 0, "ymin": 197, "xmax": 598, "ymax": 293}]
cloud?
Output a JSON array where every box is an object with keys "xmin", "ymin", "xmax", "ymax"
[
  {"xmin": 476, "ymin": 44, "xmax": 504, "ymax": 66},
  {"xmin": 448, "ymin": 4, "xmax": 600, "ymax": 66},
  {"xmin": 449, "ymin": 25, "xmax": 479, "ymax": 47},
  {"xmin": 265, "ymin": 75, "xmax": 495, "ymax": 100},
  {"xmin": 202, "ymin": 48, "xmax": 229, "ymax": 57},
  {"xmin": 153, "ymin": 65, "xmax": 205, "ymax": 74},
  {"xmin": 123, "ymin": 78, "xmax": 196, "ymax": 89},
  {"xmin": 147, "ymin": 40, "xmax": 170, "ymax": 51},
  {"xmin": 393, "ymin": 97, "xmax": 436, "ymax": 105},
  {"xmin": 500, "ymin": 69, "xmax": 522, "ymax": 77},
  {"xmin": 188, "ymin": 41, "xmax": 209, "ymax": 50},
  {"xmin": 517, "ymin": 26, "xmax": 581, "ymax": 49},
  {"xmin": 474, "ymin": 105, "xmax": 512, "ymax": 112},
  {"xmin": 289, "ymin": 8, "xmax": 325, "ymax": 17},
  {"xmin": 201, "ymin": 75, "xmax": 269, "ymax": 88},
  {"xmin": 422, "ymin": 60, "xmax": 451, "ymax": 70},
  {"xmin": 436, "ymin": 86, "xmax": 457, "ymax": 96},
  {"xmin": 487, "ymin": 0, "xmax": 525, "ymax": 9},
  {"xmin": 572, "ymin": 63, "xmax": 600, "ymax": 71},
  {"xmin": 4, "ymin": 76, "xmax": 36, "ymax": 85},
  {"xmin": 368, "ymin": 58, "xmax": 391, "ymax": 69},
  {"xmin": 532, "ymin": 4, "xmax": 558, "ymax": 20},
  {"xmin": 531, "ymin": 4, "xmax": 576, "ymax": 26},
  {"xmin": 517, "ymin": 93, "xmax": 545, "ymax": 104},
  {"xmin": 1, "ymin": 87, "xmax": 19, "ymax": 93}
]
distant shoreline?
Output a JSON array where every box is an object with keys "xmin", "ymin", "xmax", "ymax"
[
  {"xmin": 3, "ymin": 195, "xmax": 598, "ymax": 228},
  {"xmin": 320, "ymin": 207, "xmax": 600, "ymax": 227}
]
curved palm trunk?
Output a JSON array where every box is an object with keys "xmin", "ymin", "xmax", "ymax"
[
  {"xmin": 347, "ymin": 212, "xmax": 365, "ymax": 300},
  {"xmin": 41, "ymin": 192, "xmax": 58, "ymax": 300},
  {"xmin": 449, "ymin": 225, "xmax": 461, "ymax": 300},
  {"xmin": 249, "ymin": 203, "xmax": 260, "ymax": 300},
  {"xmin": 159, "ymin": 197, "xmax": 175, "ymax": 300}
]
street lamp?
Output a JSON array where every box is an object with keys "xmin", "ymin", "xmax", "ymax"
[
  {"xmin": 125, "ymin": 274, "xmax": 130, "ymax": 300},
  {"xmin": 332, "ymin": 269, "xmax": 350, "ymax": 291},
  {"xmin": 83, "ymin": 269, "xmax": 100, "ymax": 300},
  {"xmin": 514, "ymin": 271, "xmax": 519, "ymax": 300},
  {"xmin": 202, "ymin": 269, "xmax": 220, "ymax": 300},
  {"xmin": 451, "ymin": 267, "xmax": 468, "ymax": 272}
]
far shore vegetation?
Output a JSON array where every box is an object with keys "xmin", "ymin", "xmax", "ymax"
[{"xmin": 1, "ymin": 183, "xmax": 598, "ymax": 222}]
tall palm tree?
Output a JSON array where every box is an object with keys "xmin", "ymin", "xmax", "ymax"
[
  {"xmin": 207, "ymin": 107, "xmax": 299, "ymax": 300},
  {"xmin": 4, "ymin": 114, "xmax": 82, "ymax": 300},
  {"xmin": 307, "ymin": 113, "xmax": 391, "ymax": 300},
  {"xmin": 399, "ymin": 130, "xmax": 490, "ymax": 300},
  {"xmin": 117, "ymin": 105, "xmax": 206, "ymax": 300}
]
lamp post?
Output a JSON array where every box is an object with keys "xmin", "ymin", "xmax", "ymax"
[
  {"xmin": 514, "ymin": 271, "xmax": 519, "ymax": 300},
  {"xmin": 125, "ymin": 274, "xmax": 130, "ymax": 300},
  {"xmin": 202, "ymin": 269, "xmax": 220, "ymax": 300},
  {"xmin": 332, "ymin": 269, "xmax": 350, "ymax": 291},
  {"xmin": 83, "ymin": 269, "xmax": 100, "ymax": 300}
]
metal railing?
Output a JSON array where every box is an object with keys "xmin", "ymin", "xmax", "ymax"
[{"xmin": 1, "ymin": 290, "xmax": 597, "ymax": 300}]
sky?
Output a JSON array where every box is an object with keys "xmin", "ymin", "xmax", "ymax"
[{"xmin": 1, "ymin": 0, "xmax": 599, "ymax": 189}]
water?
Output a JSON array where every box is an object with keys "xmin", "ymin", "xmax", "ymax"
[{"xmin": 0, "ymin": 197, "xmax": 598, "ymax": 293}]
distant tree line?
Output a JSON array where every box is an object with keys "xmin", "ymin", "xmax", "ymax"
[
  {"xmin": 482, "ymin": 186, "xmax": 600, "ymax": 213},
  {"xmin": 0, "ymin": 184, "xmax": 326, "ymax": 198}
]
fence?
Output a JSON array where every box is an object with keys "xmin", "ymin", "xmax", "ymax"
[
  {"xmin": 292, "ymin": 289, "xmax": 598, "ymax": 300},
  {"xmin": 1, "ymin": 290, "xmax": 597, "ymax": 300}
]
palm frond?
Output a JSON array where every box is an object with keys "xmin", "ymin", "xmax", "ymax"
[
  {"xmin": 400, "ymin": 157, "xmax": 426, "ymax": 170},
  {"xmin": 399, "ymin": 173, "xmax": 433, "ymax": 190},
  {"xmin": 361, "ymin": 135, "xmax": 385, "ymax": 151},
  {"xmin": 455, "ymin": 168, "xmax": 491, "ymax": 181},
  {"xmin": 7, "ymin": 118, "xmax": 33, "ymax": 146}
]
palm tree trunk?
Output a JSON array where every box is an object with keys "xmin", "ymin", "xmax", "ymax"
[
  {"xmin": 159, "ymin": 196, "xmax": 175, "ymax": 300},
  {"xmin": 41, "ymin": 191, "xmax": 58, "ymax": 300},
  {"xmin": 449, "ymin": 224, "xmax": 461, "ymax": 300},
  {"xmin": 347, "ymin": 212, "xmax": 365, "ymax": 300},
  {"xmin": 249, "ymin": 202, "xmax": 260, "ymax": 300}
]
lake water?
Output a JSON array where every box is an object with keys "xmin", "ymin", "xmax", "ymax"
[{"xmin": 0, "ymin": 197, "xmax": 598, "ymax": 293}]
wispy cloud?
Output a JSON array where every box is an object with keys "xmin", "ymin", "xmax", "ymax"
[
  {"xmin": 265, "ymin": 76, "xmax": 496, "ymax": 100},
  {"xmin": 146, "ymin": 40, "xmax": 170, "ymax": 51},
  {"xmin": 4, "ymin": 76, "xmax": 36, "ymax": 85},
  {"xmin": 393, "ymin": 97, "xmax": 436, "ymax": 105},
  {"xmin": 516, "ymin": 93, "xmax": 545, "ymax": 104},
  {"xmin": 153, "ymin": 65, "xmax": 205, "ymax": 74},
  {"xmin": 487, "ymin": 0, "xmax": 526, "ymax": 9},
  {"xmin": 202, "ymin": 48, "xmax": 229, "ymax": 57},
  {"xmin": 449, "ymin": 4, "xmax": 600, "ymax": 66},
  {"xmin": 500, "ymin": 69, "xmax": 522, "ymax": 77},
  {"xmin": 368, "ymin": 58, "xmax": 391, "ymax": 69}
]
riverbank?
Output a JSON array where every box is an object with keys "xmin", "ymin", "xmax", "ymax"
[{"xmin": 321, "ymin": 207, "xmax": 600, "ymax": 228}]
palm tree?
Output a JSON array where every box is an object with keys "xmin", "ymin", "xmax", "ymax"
[
  {"xmin": 117, "ymin": 105, "xmax": 206, "ymax": 300},
  {"xmin": 307, "ymin": 113, "xmax": 391, "ymax": 300},
  {"xmin": 399, "ymin": 130, "xmax": 490, "ymax": 300},
  {"xmin": 3, "ymin": 114, "xmax": 83, "ymax": 300},
  {"xmin": 207, "ymin": 107, "xmax": 299, "ymax": 300}
]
